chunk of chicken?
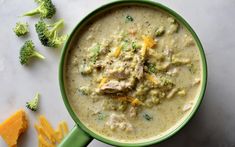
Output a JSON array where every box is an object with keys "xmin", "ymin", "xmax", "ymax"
[
  {"xmin": 182, "ymin": 102, "xmax": 193, "ymax": 112},
  {"xmin": 134, "ymin": 56, "xmax": 144, "ymax": 80},
  {"xmin": 166, "ymin": 88, "xmax": 178, "ymax": 99},
  {"xmin": 106, "ymin": 113, "xmax": 133, "ymax": 131},
  {"xmin": 106, "ymin": 68, "xmax": 130, "ymax": 80},
  {"xmin": 129, "ymin": 107, "xmax": 137, "ymax": 118},
  {"xmin": 99, "ymin": 80, "xmax": 133, "ymax": 94}
]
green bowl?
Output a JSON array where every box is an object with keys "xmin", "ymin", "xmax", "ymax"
[{"xmin": 58, "ymin": 1, "xmax": 207, "ymax": 147}]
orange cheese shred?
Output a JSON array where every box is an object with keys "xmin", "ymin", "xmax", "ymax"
[
  {"xmin": 142, "ymin": 35, "xmax": 155, "ymax": 48},
  {"xmin": 61, "ymin": 121, "xmax": 69, "ymax": 136},
  {"xmin": 113, "ymin": 46, "xmax": 122, "ymax": 57},
  {"xmin": 55, "ymin": 129, "xmax": 63, "ymax": 143},
  {"xmin": 35, "ymin": 124, "xmax": 51, "ymax": 142},
  {"xmin": 117, "ymin": 96, "xmax": 143, "ymax": 107},
  {"xmin": 39, "ymin": 115, "xmax": 57, "ymax": 143},
  {"xmin": 145, "ymin": 73, "xmax": 160, "ymax": 85},
  {"xmin": 141, "ymin": 44, "xmax": 147, "ymax": 57},
  {"xmin": 58, "ymin": 121, "xmax": 69, "ymax": 139},
  {"xmin": 131, "ymin": 98, "xmax": 143, "ymax": 106},
  {"xmin": 35, "ymin": 115, "xmax": 70, "ymax": 146},
  {"xmin": 98, "ymin": 77, "xmax": 108, "ymax": 88},
  {"xmin": 38, "ymin": 134, "xmax": 55, "ymax": 147}
]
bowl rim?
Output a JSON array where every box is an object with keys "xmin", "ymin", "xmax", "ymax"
[{"xmin": 59, "ymin": 0, "xmax": 208, "ymax": 146}]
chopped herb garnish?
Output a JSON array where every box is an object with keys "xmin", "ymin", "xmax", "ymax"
[
  {"xmin": 90, "ymin": 43, "xmax": 100, "ymax": 63},
  {"xmin": 97, "ymin": 112, "xmax": 106, "ymax": 120},
  {"xmin": 126, "ymin": 15, "xmax": 134, "ymax": 22},
  {"xmin": 143, "ymin": 113, "xmax": 153, "ymax": 121},
  {"xmin": 121, "ymin": 39, "xmax": 130, "ymax": 51},
  {"xmin": 132, "ymin": 41, "xmax": 137, "ymax": 50}
]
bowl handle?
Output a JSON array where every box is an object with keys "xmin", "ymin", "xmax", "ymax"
[{"xmin": 58, "ymin": 125, "xmax": 93, "ymax": 147}]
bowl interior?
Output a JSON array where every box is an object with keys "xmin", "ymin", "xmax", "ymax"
[{"xmin": 59, "ymin": 1, "xmax": 207, "ymax": 146}]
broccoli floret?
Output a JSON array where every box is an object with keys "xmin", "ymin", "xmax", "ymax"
[
  {"xmin": 20, "ymin": 40, "xmax": 45, "ymax": 65},
  {"xmin": 13, "ymin": 22, "xmax": 29, "ymax": 37},
  {"xmin": 26, "ymin": 92, "xmax": 40, "ymax": 111},
  {"xmin": 35, "ymin": 19, "xmax": 67, "ymax": 48},
  {"xmin": 23, "ymin": 0, "xmax": 56, "ymax": 19}
]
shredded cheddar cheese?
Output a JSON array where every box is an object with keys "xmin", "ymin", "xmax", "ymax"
[
  {"xmin": 35, "ymin": 124, "xmax": 49, "ymax": 141},
  {"xmin": 113, "ymin": 46, "xmax": 122, "ymax": 57},
  {"xmin": 146, "ymin": 73, "xmax": 159, "ymax": 85},
  {"xmin": 58, "ymin": 121, "xmax": 69, "ymax": 138},
  {"xmin": 142, "ymin": 35, "xmax": 155, "ymax": 48},
  {"xmin": 61, "ymin": 121, "xmax": 69, "ymax": 136},
  {"xmin": 38, "ymin": 134, "xmax": 55, "ymax": 147},
  {"xmin": 131, "ymin": 98, "xmax": 143, "ymax": 106},
  {"xmin": 39, "ymin": 116, "xmax": 57, "ymax": 143},
  {"xmin": 117, "ymin": 96, "xmax": 143, "ymax": 107},
  {"xmin": 35, "ymin": 115, "xmax": 69, "ymax": 146},
  {"xmin": 55, "ymin": 129, "xmax": 63, "ymax": 142},
  {"xmin": 98, "ymin": 77, "xmax": 108, "ymax": 88},
  {"xmin": 141, "ymin": 44, "xmax": 147, "ymax": 57}
]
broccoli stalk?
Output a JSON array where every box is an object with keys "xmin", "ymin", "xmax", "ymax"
[
  {"xmin": 13, "ymin": 22, "xmax": 29, "ymax": 37},
  {"xmin": 26, "ymin": 92, "xmax": 40, "ymax": 111},
  {"xmin": 35, "ymin": 19, "xmax": 67, "ymax": 48},
  {"xmin": 23, "ymin": 0, "xmax": 56, "ymax": 19},
  {"xmin": 20, "ymin": 40, "xmax": 45, "ymax": 65}
]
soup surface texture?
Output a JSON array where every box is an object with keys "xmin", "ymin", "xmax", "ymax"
[{"xmin": 65, "ymin": 5, "xmax": 202, "ymax": 143}]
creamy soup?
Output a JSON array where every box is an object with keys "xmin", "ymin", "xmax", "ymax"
[{"xmin": 65, "ymin": 5, "xmax": 202, "ymax": 143}]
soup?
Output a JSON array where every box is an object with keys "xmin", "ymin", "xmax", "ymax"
[{"xmin": 64, "ymin": 5, "xmax": 202, "ymax": 143}]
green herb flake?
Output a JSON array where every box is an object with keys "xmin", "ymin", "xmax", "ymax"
[
  {"xmin": 121, "ymin": 39, "xmax": 130, "ymax": 51},
  {"xmin": 97, "ymin": 112, "xmax": 106, "ymax": 120},
  {"xmin": 131, "ymin": 41, "xmax": 141, "ymax": 52},
  {"xmin": 143, "ymin": 113, "xmax": 153, "ymax": 121},
  {"xmin": 90, "ymin": 43, "xmax": 100, "ymax": 63},
  {"xmin": 126, "ymin": 15, "xmax": 134, "ymax": 22}
]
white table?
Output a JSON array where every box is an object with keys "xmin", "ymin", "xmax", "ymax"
[{"xmin": 0, "ymin": 0, "xmax": 234, "ymax": 146}]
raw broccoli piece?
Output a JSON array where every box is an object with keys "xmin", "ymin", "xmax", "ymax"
[
  {"xmin": 23, "ymin": 0, "xmax": 56, "ymax": 19},
  {"xmin": 20, "ymin": 40, "xmax": 45, "ymax": 65},
  {"xmin": 26, "ymin": 92, "xmax": 40, "ymax": 111},
  {"xmin": 13, "ymin": 22, "xmax": 29, "ymax": 37},
  {"xmin": 35, "ymin": 19, "xmax": 67, "ymax": 48}
]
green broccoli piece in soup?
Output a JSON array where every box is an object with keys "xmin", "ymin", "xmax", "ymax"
[
  {"xmin": 20, "ymin": 40, "xmax": 45, "ymax": 65},
  {"xmin": 89, "ymin": 43, "xmax": 100, "ymax": 63},
  {"xmin": 23, "ymin": 0, "xmax": 56, "ymax": 19},
  {"xmin": 26, "ymin": 92, "xmax": 40, "ymax": 111},
  {"xmin": 13, "ymin": 22, "xmax": 29, "ymax": 37},
  {"xmin": 147, "ymin": 63, "xmax": 156, "ymax": 73},
  {"xmin": 35, "ymin": 19, "xmax": 67, "ymax": 48}
]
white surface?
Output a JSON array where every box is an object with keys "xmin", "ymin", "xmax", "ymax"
[{"xmin": 0, "ymin": 0, "xmax": 235, "ymax": 147}]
